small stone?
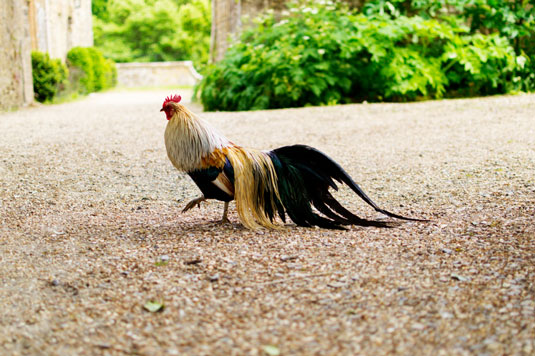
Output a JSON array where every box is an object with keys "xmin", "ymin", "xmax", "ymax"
[
  {"xmin": 440, "ymin": 312, "xmax": 454, "ymax": 319},
  {"xmin": 184, "ymin": 257, "xmax": 202, "ymax": 265},
  {"xmin": 327, "ymin": 282, "xmax": 345, "ymax": 288},
  {"xmin": 412, "ymin": 323, "xmax": 425, "ymax": 330},
  {"xmin": 280, "ymin": 255, "xmax": 298, "ymax": 262},
  {"xmin": 451, "ymin": 274, "xmax": 468, "ymax": 282}
]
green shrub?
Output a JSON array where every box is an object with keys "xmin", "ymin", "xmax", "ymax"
[
  {"xmin": 197, "ymin": 1, "xmax": 524, "ymax": 111},
  {"xmin": 66, "ymin": 46, "xmax": 117, "ymax": 94},
  {"xmin": 104, "ymin": 58, "xmax": 118, "ymax": 88},
  {"xmin": 87, "ymin": 47, "xmax": 107, "ymax": 91},
  {"xmin": 31, "ymin": 51, "xmax": 69, "ymax": 103},
  {"xmin": 67, "ymin": 47, "xmax": 95, "ymax": 93},
  {"xmin": 362, "ymin": 0, "xmax": 535, "ymax": 93}
]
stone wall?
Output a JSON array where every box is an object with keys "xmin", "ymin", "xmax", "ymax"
[
  {"xmin": 0, "ymin": 0, "xmax": 93, "ymax": 111},
  {"xmin": 28, "ymin": 0, "xmax": 94, "ymax": 60},
  {"xmin": 0, "ymin": 0, "xmax": 34, "ymax": 111},
  {"xmin": 116, "ymin": 62, "xmax": 203, "ymax": 88}
]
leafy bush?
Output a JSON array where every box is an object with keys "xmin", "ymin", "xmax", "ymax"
[
  {"xmin": 31, "ymin": 51, "xmax": 69, "ymax": 103},
  {"xmin": 92, "ymin": 0, "xmax": 211, "ymax": 70},
  {"xmin": 66, "ymin": 47, "xmax": 117, "ymax": 94},
  {"xmin": 104, "ymin": 58, "xmax": 118, "ymax": 88},
  {"xmin": 67, "ymin": 47, "xmax": 95, "ymax": 93},
  {"xmin": 198, "ymin": 1, "xmax": 522, "ymax": 111},
  {"xmin": 362, "ymin": 0, "xmax": 535, "ymax": 92},
  {"xmin": 88, "ymin": 47, "xmax": 107, "ymax": 91}
]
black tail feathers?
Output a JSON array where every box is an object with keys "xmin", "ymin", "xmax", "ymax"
[{"xmin": 270, "ymin": 144, "xmax": 426, "ymax": 229}]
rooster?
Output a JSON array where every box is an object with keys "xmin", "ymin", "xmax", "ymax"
[{"xmin": 161, "ymin": 94, "xmax": 424, "ymax": 229}]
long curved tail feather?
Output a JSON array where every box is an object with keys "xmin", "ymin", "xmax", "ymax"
[
  {"xmin": 275, "ymin": 145, "xmax": 426, "ymax": 220},
  {"xmin": 268, "ymin": 144, "xmax": 425, "ymax": 229}
]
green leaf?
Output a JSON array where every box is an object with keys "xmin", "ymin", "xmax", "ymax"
[
  {"xmin": 263, "ymin": 345, "xmax": 281, "ymax": 356},
  {"xmin": 143, "ymin": 301, "xmax": 165, "ymax": 313}
]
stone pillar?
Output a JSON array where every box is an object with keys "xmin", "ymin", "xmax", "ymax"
[
  {"xmin": 28, "ymin": 0, "xmax": 93, "ymax": 60},
  {"xmin": 0, "ymin": 0, "xmax": 34, "ymax": 110},
  {"xmin": 210, "ymin": 0, "xmax": 241, "ymax": 62},
  {"xmin": 210, "ymin": 0, "xmax": 287, "ymax": 62}
]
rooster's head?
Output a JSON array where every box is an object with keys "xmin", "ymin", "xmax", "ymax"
[{"xmin": 160, "ymin": 94, "xmax": 182, "ymax": 120}]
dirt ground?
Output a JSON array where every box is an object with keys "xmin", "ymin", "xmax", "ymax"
[{"xmin": 1, "ymin": 90, "xmax": 534, "ymax": 355}]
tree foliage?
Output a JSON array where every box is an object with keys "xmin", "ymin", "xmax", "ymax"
[
  {"xmin": 198, "ymin": 1, "xmax": 528, "ymax": 111},
  {"xmin": 92, "ymin": 0, "xmax": 211, "ymax": 70}
]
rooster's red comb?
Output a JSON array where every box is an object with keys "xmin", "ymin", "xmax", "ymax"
[{"xmin": 162, "ymin": 94, "xmax": 182, "ymax": 108}]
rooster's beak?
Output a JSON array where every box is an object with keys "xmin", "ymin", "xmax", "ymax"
[{"xmin": 160, "ymin": 108, "xmax": 164, "ymax": 112}]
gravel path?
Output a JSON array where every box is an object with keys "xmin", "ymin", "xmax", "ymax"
[{"xmin": 1, "ymin": 90, "xmax": 534, "ymax": 355}]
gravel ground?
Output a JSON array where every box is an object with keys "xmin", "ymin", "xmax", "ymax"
[{"xmin": 1, "ymin": 90, "xmax": 534, "ymax": 355}]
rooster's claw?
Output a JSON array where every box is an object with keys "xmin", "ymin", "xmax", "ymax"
[{"xmin": 182, "ymin": 196, "xmax": 206, "ymax": 213}]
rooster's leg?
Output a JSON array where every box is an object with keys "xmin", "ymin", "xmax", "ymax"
[
  {"xmin": 182, "ymin": 195, "xmax": 206, "ymax": 212},
  {"xmin": 221, "ymin": 202, "xmax": 230, "ymax": 224}
]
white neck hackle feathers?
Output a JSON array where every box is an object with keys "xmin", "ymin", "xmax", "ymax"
[{"xmin": 164, "ymin": 103, "xmax": 229, "ymax": 172}]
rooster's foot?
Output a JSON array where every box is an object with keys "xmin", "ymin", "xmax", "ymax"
[
  {"xmin": 220, "ymin": 202, "xmax": 230, "ymax": 224},
  {"xmin": 182, "ymin": 196, "xmax": 206, "ymax": 213}
]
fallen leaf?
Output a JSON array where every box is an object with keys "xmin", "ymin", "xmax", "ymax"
[
  {"xmin": 263, "ymin": 345, "xmax": 280, "ymax": 356},
  {"xmin": 143, "ymin": 301, "xmax": 165, "ymax": 313}
]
